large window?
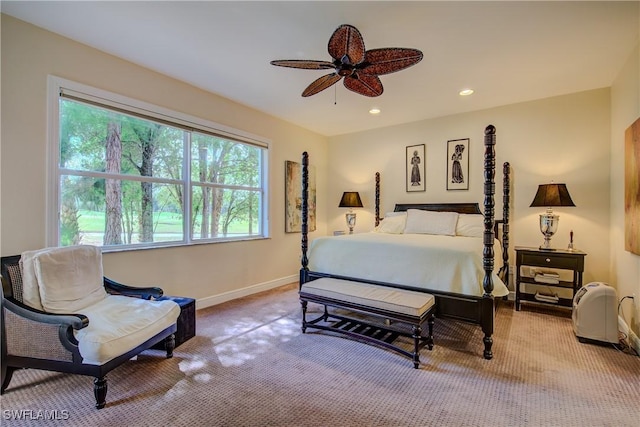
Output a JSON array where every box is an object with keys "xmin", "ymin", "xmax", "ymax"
[{"xmin": 48, "ymin": 77, "xmax": 269, "ymax": 250}]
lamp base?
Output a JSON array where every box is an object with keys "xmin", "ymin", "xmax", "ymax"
[
  {"xmin": 345, "ymin": 212, "xmax": 356, "ymax": 235},
  {"xmin": 539, "ymin": 236, "xmax": 557, "ymax": 251},
  {"xmin": 539, "ymin": 212, "xmax": 559, "ymax": 251}
]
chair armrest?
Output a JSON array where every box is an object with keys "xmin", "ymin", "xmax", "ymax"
[
  {"xmin": 2, "ymin": 296, "xmax": 88, "ymax": 358},
  {"xmin": 2, "ymin": 296, "xmax": 88, "ymax": 330},
  {"xmin": 103, "ymin": 277, "xmax": 164, "ymax": 300}
]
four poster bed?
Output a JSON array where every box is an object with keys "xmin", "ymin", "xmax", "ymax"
[{"xmin": 299, "ymin": 125, "xmax": 510, "ymax": 359}]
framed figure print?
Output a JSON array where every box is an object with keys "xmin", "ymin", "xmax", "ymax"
[
  {"xmin": 447, "ymin": 138, "xmax": 469, "ymax": 190},
  {"xmin": 406, "ymin": 144, "xmax": 426, "ymax": 192}
]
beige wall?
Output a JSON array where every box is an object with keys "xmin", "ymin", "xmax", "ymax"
[
  {"xmin": 2, "ymin": 12, "xmax": 638, "ymax": 340},
  {"xmin": 0, "ymin": 15, "xmax": 329, "ymax": 306},
  {"xmin": 610, "ymin": 42, "xmax": 640, "ymax": 347},
  {"xmin": 328, "ymin": 89, "xmax": 612, "ymax": 290}
]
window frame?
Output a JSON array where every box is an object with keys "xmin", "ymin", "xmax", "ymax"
[{"xmin": 47, "ymin": 75, "xmax": 270, "ymax": 251}]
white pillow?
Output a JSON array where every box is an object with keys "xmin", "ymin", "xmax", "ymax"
[
  {"xmin": 375, "ymin": 214, "xmax": 406, "ymax": 234},
  {"xmin": 384, "ymin": 211, "xmax": 407, "ymax": 218},
  {"xmin": 456, "ymin": 214, "xmax": 485, "ymax": 238},
  {"xmin": 19, "ymin": 248, "xmax": 53, "ymax": 310},
  {"xmin": 403, "ymin": 209, "xmax": 459, "ymax": 236},
  {"xmin": 34, "ymin": 245, "xmax": 108, "ymax": 314}
]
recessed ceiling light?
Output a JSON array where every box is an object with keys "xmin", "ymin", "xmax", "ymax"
[
  {"xmin": 369, "ymin": 108, "xmax": 381, "ymax": 115},
  {"xmin": 459, "ymin": 89, "xmax": 474, "ymax": 96}
]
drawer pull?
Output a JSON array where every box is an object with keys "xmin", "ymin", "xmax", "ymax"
[{"xmin": 546, "ymin": 258, "xmax": 551, "ymax": 263}]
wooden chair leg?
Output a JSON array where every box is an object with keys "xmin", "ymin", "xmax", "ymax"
[
  {"xmin": 94, "ymin": 376, "xmax": 107, "ymax": 409},
  {"xmin": 164, "ymin": 334, "xmax": 175, "ymax": 358},
  {"xmin": 1, "ymin": 366, "xmax": 15, "ymax": 393}
]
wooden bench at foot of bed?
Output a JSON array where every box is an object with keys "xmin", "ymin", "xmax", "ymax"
[{"xmin": 299, "ymin": 277, "xmax": 436, "ymax": 369}]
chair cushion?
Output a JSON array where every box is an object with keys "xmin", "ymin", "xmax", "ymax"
[
  {"xmin": 19, "ymin": 248, "xmax": 52, "ymax": 311},
  {"xmin": 75, "ymin": 295, "xmax": 180, "ymax": 365},
  {"xmin": 34, "ymin": 246, "xmax": 108, "ymax": 314}
]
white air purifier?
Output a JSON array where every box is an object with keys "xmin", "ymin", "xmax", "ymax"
[{"xmin": 572, "ymin": 282, "xmax": 618, "ymax": 344}]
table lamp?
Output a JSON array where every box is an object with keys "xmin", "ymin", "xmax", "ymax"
[
  {"xmin": 529, "ymin": 183, "xmax": 575, "ymax": 250},
  {"xmin": 339, "ymin": 192, "xmax": 363, "ymax": 234}
]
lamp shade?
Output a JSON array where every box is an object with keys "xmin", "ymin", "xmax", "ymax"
[
  {"xmin": 338, "ymin": 192, "xmax": 363, "ymax": 208},
  {"xmin": 529, "ymin": 183, "xmax": 576, "ymax": 208}
]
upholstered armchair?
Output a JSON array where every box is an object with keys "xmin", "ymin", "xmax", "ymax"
[{"xmin": 0, "ymin": 246, "xmax": 180, "ymax": 409}]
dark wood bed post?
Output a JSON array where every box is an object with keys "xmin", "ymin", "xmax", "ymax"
[
  {"xmin": 375, "ymin": 172, "xmax": 381, "ymax": 227},
  {"xmin": 482, "ymin": 124, "xmax": 496, "ymax": 360},
  {"xmin": 502, "ymin": 162, "xmax": 511, "ymax": 285},
  {"xmin": 300, "ymin": 152, "xmax": 309, "ymax": 287}
]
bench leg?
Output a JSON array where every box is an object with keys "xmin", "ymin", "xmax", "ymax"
[
  {"xmin": 412, "ymin": 325, "xmax": 422, "ymax": 369},
  {"xmin": 301, "ymin": 300, "xmax": 308, "ymax": 333},
  {"xmin": 427, "ymin": 313, "xmax": 435, "ymax": 350}
]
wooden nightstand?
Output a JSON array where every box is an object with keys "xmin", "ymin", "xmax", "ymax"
[{"xmin": 515, "ymin": 246, "xmax": 586, "ymax": 311}]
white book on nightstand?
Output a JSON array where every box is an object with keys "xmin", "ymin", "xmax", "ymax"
[{"xmin": 533, "ymin": 269, "xmax": 560, "ymax": 284}]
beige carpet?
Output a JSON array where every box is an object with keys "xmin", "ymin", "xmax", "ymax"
[{"xmin": 1, "ymin": 283, "xmax": 639, "ymax": 426}]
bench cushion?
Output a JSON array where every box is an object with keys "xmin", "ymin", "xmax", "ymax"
[{"xmin": 301, "ymin": 278, "xmax": 434, "ymax": 317}]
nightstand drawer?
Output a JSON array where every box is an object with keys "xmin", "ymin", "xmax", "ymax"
[{"xmin": 520, "ymin": 253, "xmax": 582, "ymax": 270}]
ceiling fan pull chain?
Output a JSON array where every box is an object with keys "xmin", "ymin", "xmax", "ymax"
[{"xmin": 334, "ymin": 84, "xmax": 337, "ymax": 105}]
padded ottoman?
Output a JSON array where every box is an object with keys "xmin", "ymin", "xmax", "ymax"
[{"xmin": 152, "ymin": 296, "xmax": 196, "ymax": 349}]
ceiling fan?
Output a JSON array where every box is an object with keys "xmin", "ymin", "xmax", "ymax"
[{"xmin": 270, "ymin": 24, "xmax": 423, "ymax": 98}]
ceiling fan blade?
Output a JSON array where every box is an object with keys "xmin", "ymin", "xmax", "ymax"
[
  {"xmin": 302, "ymin": 73, "xmax": 342, "ymax": 97},
  {"xmin": 343, "ymin": 74, "xmax": 383, "ymax": 97},
  {"xmin": 359, "ymin": 48, "xmax": 423, "ymax": 76},
  {"xmin": 328, "ymin": 24, "xmax": 365, "ymax": 65},
  {"xmin": 270, "ymin": 60, "xmax": 335, "ymax": 70}
]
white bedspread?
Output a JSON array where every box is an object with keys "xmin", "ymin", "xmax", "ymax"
[{"xmin": 308, "ymin": 233, "xmax": 508, "ymax": 297}]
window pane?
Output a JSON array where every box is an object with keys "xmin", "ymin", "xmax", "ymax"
[
  {"xmin": 60, "ymin": 99, "xmax": 184, "ymax": 180},
  {"xmin": 191, "ymin": 133, "xmax": 261, "ymax": 187},
  {"xmin": 60, "ymin": 175, "xmax": 184, "ymax": 247},
  {"xmin": 191, "ymin": 186, "xmax": 261, "ymax": 239},
  {"xmin": 54, "ymin": 80, "xmax": 268, "ymax": 250}
]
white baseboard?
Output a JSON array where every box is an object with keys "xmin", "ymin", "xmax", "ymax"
[
  {"xmin": 195, "ymin": 274, "xmax": 298, "ymax": 310},
  {"xmin": 618, "ymin": 315, "xmax": 640, "ymax": 355}
]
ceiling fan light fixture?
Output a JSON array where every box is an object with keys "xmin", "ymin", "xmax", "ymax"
[
  {"xmin": 369, "ymin": 108, "xmax": 381, "ymax": 115},
  {"xmin": 271, "ymin": 24, "xmax": 423, "ymax": 98},
  {"xmin": 459, "ymin": 88, "xmax": 474, "ymax": 96}
]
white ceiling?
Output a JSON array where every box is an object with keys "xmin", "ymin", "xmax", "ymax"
[{"xmin": 2, "ymin": 1, "xmax": 638, "ymax": 137}]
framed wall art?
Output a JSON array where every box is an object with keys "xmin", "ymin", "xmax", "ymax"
[
  {"xmin": 406, "ymin": 144, "xmax": 426, "ymax": 192},
  {"xmin": 285, "ymin": 160, "xmax": 316, "ymax": 233},
  {"xmin": 447, "ymin": 138, "xmax": 470, "ymax": 190},
  {"xmin": 625, "ymin": 117, "xmax": 639, "ymax": 255}
]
